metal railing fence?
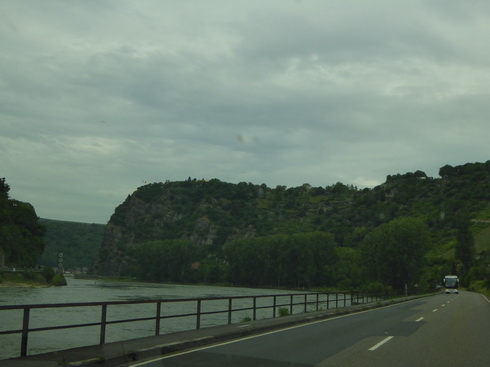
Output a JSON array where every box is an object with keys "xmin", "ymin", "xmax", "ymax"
[{"xmin": 0, "ymin": 291, "xmax": 380, "ymax": 358}]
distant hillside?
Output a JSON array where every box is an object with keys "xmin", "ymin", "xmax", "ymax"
[
  {"xmin": 96, "ymin": 161, "xmax": 490, "ymax": 289},
  {"xmin": 40, "ymin": 219, "xmax": 105, "ymax": 271}
]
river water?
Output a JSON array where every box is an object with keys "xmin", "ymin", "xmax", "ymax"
[{"xmin": 0, "ymin": 278, "xmax": 308, "ymax": 360}]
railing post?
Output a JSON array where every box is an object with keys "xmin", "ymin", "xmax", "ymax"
[
  {"xmin": 304, "ymin": 294, "xmax": 308, "ymax": 313},
  {"xmin": 100, "ymin": 304, "xmax": 107, "ymax": 345},
  {"xmin": 336, "ymin": 293, "xmax": 339, "ymax": 309},
  {"xmin": 228, "ymin": 298, "xmax": 232, "ymax": 324},
  {"xmin": 290, "ymin": 295, "xmax": 293, "ymax": 315},
  {"xmin": 155, "ymin": 301, "xmax": 162, "ymax": 336},
  {"xmin": 253, "ymin": 297, "xmax": 257, "ymax": 321},
  {"xmin": 343, "ymin": 292, "xmax": 346, "ymax": 307},
  {"xmin": 273, "ymin": 296, "xmax": 277, "ymax": 318},
  {"xmin": 326, "ymin": 293, "xmax": 329, "ymax": 310},
  {"xmin": 21, "ymin": 307, "xmax": 30, "ymax": 357},
  {"xmin": 316, "ymin": 294, "xmax": 319, "ymax": 311},
  {"xmin": 196, "ymin": 299, "xmax": 202, "ymax": 329}
]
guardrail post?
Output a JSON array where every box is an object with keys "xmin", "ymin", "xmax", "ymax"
[
  {"xmin": 100, "ymin": 304, "xmax": 107, "ymax": 345},
  {"xmin": 21, "ymin": 307, "xmax": 30, "ymax": 357},
  {"xmin": 273, "ymin": 296, "xmax": 277, "ymax": 318},
  {"xmin": 326, "ymin": 293, "xmax": 329, "ymax": 310},
  {"xmin": 155, "ymin": 301, "xmax": 162, "ymax": 336},
  {"xmin": 343, "ymin": 292, "xmax": 346, "ymax": 307},
  {"xmin": 336, "ymin": 293, "xmax": 339, "ymax": 309},
  {"xmin": 196, "ymin": 299, "xmax": 202, "ymax": 329},
  {"xmin": 228, "ymin": 298, "xmax": 232, "ymax": 324},
  {"xmin": 253, "ymin": 297, "xmax": 257, "ymax": 321},
  {"xmin": 316, "ymin": 294, "xmax": 319, "ymax": 311},
  {"xmin": 304, "ymin": 294, "xmax": 308, "ymax": 313},
  {"xmin": 290, "ymin": 295, "xmax": 293, "ymax": 315}
]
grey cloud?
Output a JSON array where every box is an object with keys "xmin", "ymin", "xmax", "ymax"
[{"xmin": 1, "ymin": 0, "xmax": 489, "ymax": 223}]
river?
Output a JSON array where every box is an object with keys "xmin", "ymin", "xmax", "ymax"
[{"xmin": 0, "ymin": 278, "xmax": 305, "ymax": 360}]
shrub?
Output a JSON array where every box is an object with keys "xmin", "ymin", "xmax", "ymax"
[
  {"xmin": 42, "ymin": 267, "xmax": 56, "ymax": 282},
  {"xmin": 278, "ymin": 307, "xmax": 290, "ymax": 317},
  {"xmin": 51, "ymin": 274, "xmax": 67, "ymax": 286}
]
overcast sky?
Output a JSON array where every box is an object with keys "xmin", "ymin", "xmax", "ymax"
[{"xmin": 2, "ymin": 0, "xmax": 489, "ymax": 224}]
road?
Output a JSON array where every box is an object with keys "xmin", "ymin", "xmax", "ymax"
[{"xmin": 123, "ymin": 291, "xmax": 490, "ymax": 367}]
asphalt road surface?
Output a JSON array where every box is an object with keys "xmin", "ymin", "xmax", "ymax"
[{"xmin": 123, "ymin": 291, "xmax": 490, "ymax": 367}]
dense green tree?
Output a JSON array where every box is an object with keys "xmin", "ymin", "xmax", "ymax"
[
  {"xmin": 224, "ymin": 232, "xmax": 337, "ymax": 287},
  {"xmin": 454, "ymin": 215, "xmax": 475, "ymax": 284},
  {"xmin": 0, "ymin": 178, "xmax": 45, "ymax": 267},
  {"xmin": 362, "ymin": 217, "xmax": 430, "ymax": 290},
  {"xmin": 130, "ymin": 240, "xmax": 200, "ymax": 282}
]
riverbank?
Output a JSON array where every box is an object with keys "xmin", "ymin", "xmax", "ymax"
[{"xmin": 0, "ymin": 271, "xmax": 67, "ymax": 287}]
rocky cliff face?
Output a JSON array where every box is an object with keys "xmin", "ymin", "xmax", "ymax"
[{"xmin": 97, "ymin": 180, "xmax": 263, "ymax": 275}]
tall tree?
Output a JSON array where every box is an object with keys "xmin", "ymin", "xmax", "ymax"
[
  {"xmin": 454, "ymin": 215, "xmax": 475, "ymax": 276},
  {"xmin": 362, "ymin": 217, "xmax": 430, "ymax": 290}
]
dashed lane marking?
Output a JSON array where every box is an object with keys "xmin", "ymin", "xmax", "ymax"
[
  {"xmin": 415, "ymin": 317, "xmax": 424, "ymax": 322},
  {"xmin": 368, "ymin": 336, "xmax": 394, "ymax": 351}
]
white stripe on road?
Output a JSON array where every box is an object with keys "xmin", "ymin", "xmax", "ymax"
[
  {"xmin": 432, "ymin": 309, "xmax": 438, "ymax": 312},
  {"xmin": 368, "ymin": 336, "xmax": 394, "ymax": 351},
  {"xmin": 415, "ymin": 317, "xmax": 424, "ymax": 322}
]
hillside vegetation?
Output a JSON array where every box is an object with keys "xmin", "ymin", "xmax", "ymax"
[
  {"xmin": 96, "ymin": 161, "xmax": 490, "ymax": 292},
  {"xmin": 0, "ymin": 178, "xmax": 45, "ymax": 267},
  {"xmin": 39, "ymin": 219, "xmax": 105, "ymax": 271}
]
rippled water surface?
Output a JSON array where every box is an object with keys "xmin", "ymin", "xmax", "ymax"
[{"xmin": 0, "ymin": 278, "xmax": 304, "ymax": 359}]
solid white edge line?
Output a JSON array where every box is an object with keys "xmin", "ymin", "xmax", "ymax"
[
  {"xmin": 368, "ymin": 336, "xmax": 394, "ymax": 351},
  {"xmin": 482, "ymin": 294, "xmax": 490, "ymax": 304}
]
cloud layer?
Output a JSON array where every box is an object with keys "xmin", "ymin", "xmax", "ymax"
[{"xmin": 2, "ymin": 0, "xmax": 489, "ymax": 223}]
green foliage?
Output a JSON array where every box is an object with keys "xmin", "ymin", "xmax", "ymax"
[
  {"xmin": 454, "ymin": 215, "xmax": 475, "ymax": 275},
  {"xmin": 51, "ymin": 273, "xmax": 67, "ymax": 286},
  {"xmin": 42, "ymin": 266, "xmax": 56, "ymax": 282},
  {"xmin": 96, "ymin": 161, "xmax": 490, "ymax": 290},
  {"xmin": 278, "ymin": 307, "xmax": 290, "ymax": 317},
  {"xmin": 0, "ymin": 178, "xmax": 45, "ymax": 267},
  {"xmin": 362, "ymin": 217, "xmax": 430, "ymax": 290},
  {"xmin": 39, "ymin": 219, "xmax": 105, "ymax": 270},
  {"xmin": 130, "ymin": 240, "xmax": 201, "ymax": 282},
  {"xmin": 224, "ymin": 232, "xmax": 337, "ymax": 288},
  {"xmin": 1, "ymin": 270, "xmax": 66, "ymax": 286}
]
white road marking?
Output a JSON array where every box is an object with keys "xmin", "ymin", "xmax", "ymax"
[
  {"xmin": 442, "ymin": 304, "xmax": 445, "ymax": 307},
  {"xmin": 125, "ymin": 299, "xmax": 426, "ymax": 366},
  {"xmin": 432, "ymin": 309, "xmax": 438, "ymax": 312},
  {"xmin": 415, "ymin": 317, "xmax": 424, "ymax": 322},
  {"xmin": 368, "ymin": 336, "xmax": 394, "ymax": 351}
]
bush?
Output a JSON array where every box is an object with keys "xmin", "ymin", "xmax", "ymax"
[
  {"xmin": 22, "ymin": 271, "xmax": 45, "ymax": 283},
  {"xmin": 51, "ymin": 274, "xmax": 67, "ymax": 286},
  {"xmin": 278, "ymin": 307, "xmax": 290, "ymax": 317},
  {"xmin": 42, "ymin": 267, "xmax": 56, "ymax": 282}
]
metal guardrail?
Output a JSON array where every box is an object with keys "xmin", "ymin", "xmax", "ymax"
[{"xmin": 0, "ymin": 291, "xmax": 380, "ymax": 358}]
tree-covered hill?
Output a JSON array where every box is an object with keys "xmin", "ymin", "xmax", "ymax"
[
  {"xmin": 96, "ymin": 161, "xmax": 490, "ymax": 291},
  {"xmin": 39, "ymin": 219, "xmax": 105, "ymax": 272},
  {"xmin": 0, "ymin": 178, "xmax": 45, "ymax": 267}
]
